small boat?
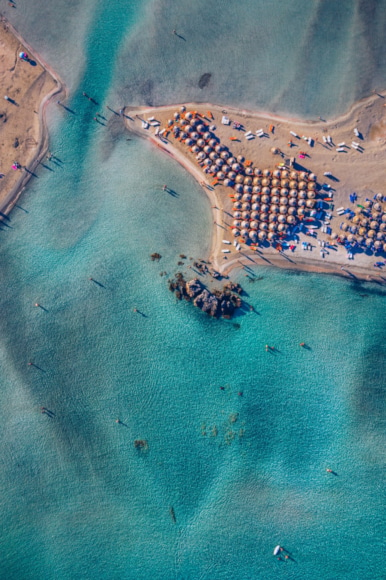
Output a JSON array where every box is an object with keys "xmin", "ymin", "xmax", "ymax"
[
  {"xmin": 221, "ymin": 249, "xmax": 230, "ymax": 253},
  {"xmin": 169, "ymin": 506, "xmax": 176, "ymax": 523},
  {"xmin": 222, "ymin": 240, "xmax": 231, "ymax": 244},
  {"xmin": 273, "ymin": 545, "xmax": 281, "ymax": 556}
]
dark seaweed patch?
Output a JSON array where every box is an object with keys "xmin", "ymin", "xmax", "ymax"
[{"xmin": 198, "ymin": 73, "xmax": 211, "ymax": 89}]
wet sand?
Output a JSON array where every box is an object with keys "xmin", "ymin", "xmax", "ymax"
[
  {"xmin": 0, "ymin": 17, "xmax": 63, "ymax": 215},
  {"xmin": 123, "ymin": 95, "xmax": 386, "ymax": 282}
]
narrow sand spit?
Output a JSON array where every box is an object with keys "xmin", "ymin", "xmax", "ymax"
[{"xmin": 0, "ymin": 17, "xmax": 64, "ymax": 215}]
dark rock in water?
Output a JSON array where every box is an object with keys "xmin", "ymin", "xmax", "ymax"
[
  {"xmin": 168, "ymin": 274, "xmax": 241, "ymax": 319},
  {"xmin": 150, "ymin": 252, "xmax": 162, "ymax": 261},
  {"xmin": 198, "ymin": 73, "xmax": 211, "ymax": 89}
]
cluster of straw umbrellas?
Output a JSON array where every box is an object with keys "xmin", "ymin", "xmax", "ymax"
[
  {"xmin": 168, "ymin": 109, "xmax": 318, "ymax": 244},
  {"xmin": 339, "ymin": 194, "xmax": 386, "ymax": 253}
]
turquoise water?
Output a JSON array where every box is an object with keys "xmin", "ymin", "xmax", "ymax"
[{"xmin": 1, "ymin": 1, "xmax": 386, "ymax": 578}]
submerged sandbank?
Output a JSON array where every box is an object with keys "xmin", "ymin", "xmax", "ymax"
[
  {"xmin": 123, "ymin": 95, "xmax": 386, "ymax": 282},
  {"xmin": 0, "ymin": 17, "xmax": 63, "ymax": 216}
]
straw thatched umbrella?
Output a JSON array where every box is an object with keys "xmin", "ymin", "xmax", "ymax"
[
  {"xmin": 289, "ymin": 189, "xmax": 298, "ymax": 198},
  {"xmin": 233, "ymin": 211, "xmax": 241, "ymax": 218},
  {"xmin": 241, "ymin": 229, "xmax": 249, "ymax": 238},
  {"xmin": 280, "ymin": 188, "xmax": 289, "ymax": 197},
  {"xmin": 307, "ymin": 182, "xmax": 316, "ymax": 190},
  {"xmin": 221, "ymin": 150, "xmax": 230, "ymax": 160},
  {"xmin": 281, "ymin": 179, "xmax": 289, "ymax": 188},
  {"xmin": 204, "ymin": 145, "xmax": 212, "ymax": 154},
  {"xmin": 252, "ymin": 203, "xmax": 260, "ymax": 211},
  {"xmin": 297, "ymin": 208, "xmax": 305, "ymax": 216},
  {"xmin": 365, "ymin": 237, "xmax": 373, "ymax": 247},
  {"xmin": 241, "ymin": 220, "xmax": 249, "ymax": 228},
  {"xmin": 383, "ymin": 243, "xmax": 386, "ymax": 252},
  {"xmin": 380, "ymin": 223, "xmax": 386, "ymax": 232},
  {"xmin": 191, "ymin": 132, "xmax": 199, "ymax": 140},
  {"xmin": 374, "ymin": 240, "xmax": 382, "ymax": 250},
  {"xmin": 251, "ymin": 210, "xmax": 259, "ymax": 219},
  {"xmin": 358, "ymin": 227, "xmax": 366, "ymax": 236},
  {"xmin": 244, "ymin": 186, "xmax": 252, "ymax": 194},
  {"xmin": 347, "ymin": 234, "xmax": 355, "ymax": 243},
  {"xmin": 260, "ymin": 213, "xmax": 269, "ymax": 223},
  {"xmin": 209, "ymin": 151, "xmax": 218, "ymax": 160},
  {"xmin": 223, "ymin": 165, "xmax": 230, "ymax": 174},
  {"xmin": 185, "ymin": 138, "xmax": 194, "ymax": 146},
  {"xmin": 289, "ymin": 180, "xmax": 297, "ymax": 189},
  {"xmin": 258, "ymin": 231, "xmax": 267, "ymax": 240},
  {"xmin": 277, "ymin": 223, "xmax": 287, "ymax": 233},
  {"xmin": 224, "ymin": 179, "xmax": 233, "ymax": 187},
  {"xmin": 249, "ymin": 231, "xmax": 258, "ymax": 242},
  {"xmin": 299, "ymin": 171, "xmax": 307, "ymax": 180},
  {"xmin": 271, "ymin": 195, "xmax": 280, "ymax": 204},
  {"xmin": 280, "ymin": 197, "xmax": 289, "ymax": 205},
  {"xmin": 173, "ymin": 112, "xmax": 180, "ymax": 120},
  {"xmin": 254, "ymin": 168, "xmax": 262, "ymax": 176},
  {"xmin": 370, "ymin": 220, "xmax": 379, "ymax": 230},
  {"xmin": 228, "ymin": 171, "xmax": 236, "ymax": 180},
  {"xmin": 242, "ymin": 202, "xmax": 251, "ymax": 210},
  {"xmin": 252, "ymin": 194, "xmax": 260, "ymax": 202},
  {"xmin": 278, "ymin": 214, "xmax": 286, "ymax": 223},
  {"xmin": 243, "ymin": 193, "xmax": 252, "ymax": 201},
  {"xmin": 271, "ymin": 188, "xmax": 280, "ymax": 196},
  {"xmin": 233, "ymin": 201, "xmax": 242, "ymax": 209},
  {"xmin": 261, "ymin": 204, "xmax": 269, "ymax": 213},
  {"xmin": 279, "ymin": 205, "xmax": 288, "ymax": 214},
  {"xmin": 270, "ymin": 205, "xmax": 279, "ymax": 213},
  {"xmin": 209, "ymin": 139, "xmax": 217, "ymax": 147},
  {"xmin": 244, "ymin": 176, "xmax": 253, "ymax": 185},
  {"xmin": 236, "ymin": 175, "xmax": 244, "ymax": 184},
  {"xmin": 196, "ymin": 124, "xmax": 205, "ymax": 133},
  {"xmin": 192, "ymin": 145, "xmax": 200, "ymax": 153},
  {"xmin": 215, "ymin": 158, "xmax": 224, "ymax": 167},
  {"xmin": 368, "ymin": 229, "xmax": 376, "ymax": 238},
  {"xmin": 308, "ymin": 173, "xmax": 317, "ymax": 181},
  {"xmin": 260, "ymin": 222, "xmax": 268, "ymax": 231},
  {"xmin": 261, "ymin": 194, "xmax": 270, "ymax": 204},
  {"xmin": 233, "ymin": 220, "xmax": 241, "ymax": 227},
  {"xmin": 252, "ymin": 187, "xmax": 261, "ymax": 195},
  {"xmin": 262, "ymin": 178, "xmax": 271, "ymax": 187},
  {"xmin": 227, "ymin": 156, "xmax": 236, "ymax": 165},
  {"xmin": 352, "ymin": 215, "xmax": 361, "ymax": 224},
  {"xmin": 262, "ymin": 187, "xmax": 270, "ymax": 195},
  {"xmin": 382, "ymin": 214, "xmax": 386, "ymax": 223},
  {"xmin": 232, "ymin": 229, "xmax": 241, "ymax": 237},
  {"xmin": 268, "ymin": 213, "xmax": 277, "ymax": 222},
  {"xmin": 360, "ymin": 218, "xmax": 369, "ymax": 227},
  {"xmin": 375, "ymin": 193, "xmax": 383, "ymax": 200},
  {"xmin": 298, "ymin": 181, "xmax": 307, "ymax": 190},
  {"xmin": 217, "ymin": 172, "xmax": 225, "ymax": 180},
  {"xmin": 245, "ymin": 167, "xmax": 254, "ymax": 176},
  {"xmin": 298, "ymin": 199, "xmax": 306, "ymax": 207},
  {"xmin": 215, "ymin": 144, "xmax": 223, "ymax": 153},
  {"xmin": 185, "ymin": 125, "xmax": 193, "ymax": 133},
  {"xmin": 288, "ymin": 207, "xmax": 297, "ymax": 216},
  {"xmin": 232, "ymin": 163, "xmax": 241, "ymax": 172},
  {"xmin": 237, "ymin": 155, "xmax": 245, "ymax": 163},
  {"xmin": 197, "ymin": 152, "xmax": 206, "ymax": 161},
  {"xmin": 269, "ymin": 222, "xmax": 277, "ymax": 231},
  {"xmin": 290, "ymin": 171, "xmax": 298, "ymax": 180},
  {"xmin": 376, "ymin": 232, "xmax": 384, "ymax": 240},
  {"xmin": 267, "ymin": 231, "xmax": 276, "ymax": 241},
  {"xmin": 306, "ymin": 200, "xmax": 315, "ymax": 209},
  {"xmin": 289, "ymin": 198, "xmax": 297, "ymax": 207},
  {"xmin": 262, "ymin": 169, "xmax": 270, "ymax": 177},
  {"xmin": 271, "ymin": 178, "xmax": 280, "ymax": 187},
  {"xmin": 281, "ymin": 170, "xmax": 289, "ymax": 179},
  {"xmin": 287, "ymin": 215, "xmax": 296, "ymax": 225},
  {"xmin": 364, "ymin": 200, "xmax": 372, "ymax": 209},
  {"xmin": 299, "ymin": 190, "xmax": 307, "ymax": 199},
  {"xmin": 253, "ymin": 177, "xmax": 262, "ymax": 186},
  {"xmin": 330, "ymin": 232, "xmax": 338, "ymax": 240},
  {"xmin": 271, "ymin": 147, "xmax": 279, "ymax": 155},
  {"xmin": 250, "ymin": 220, "xmax": 259, "ymax": 230},
  {"xmin": 235, "ymin": 187, "xmax": 243, "ymax": 196},
  {"xmin": 350, "ymin": 225, "xmax": 358, "ymax": 234}
]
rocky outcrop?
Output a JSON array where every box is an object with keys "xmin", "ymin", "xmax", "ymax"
[{"xmin": 169, "ymin": 275, "xmax": 242, "ymax": 319}]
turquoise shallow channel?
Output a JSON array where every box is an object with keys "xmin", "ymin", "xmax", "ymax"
[{"xmin": 0, "ymin": 0, "xmax": 385, "ymax": 578}]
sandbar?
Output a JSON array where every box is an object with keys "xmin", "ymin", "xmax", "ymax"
[{"xmin": 0, "ymin": 17, "xmax": 63, "ymax": 215}]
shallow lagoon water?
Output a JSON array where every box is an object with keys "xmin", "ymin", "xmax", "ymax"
[{"xmin": 0, "ymin": 1, "xmax": 385, "ymax": 578}]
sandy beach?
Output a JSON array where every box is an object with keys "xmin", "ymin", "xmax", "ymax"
[
  {"xmin": 124, "ymin": 95, "xmax": 386, "ymax": 282},
  {"xmin": 0, "ymin": 17, "xmax": 63, "ymax": 215}
]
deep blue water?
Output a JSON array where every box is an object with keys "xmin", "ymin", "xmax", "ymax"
[{"xmin": 0, "ymin": 1, "xmax": 385, "ymax": 578}]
